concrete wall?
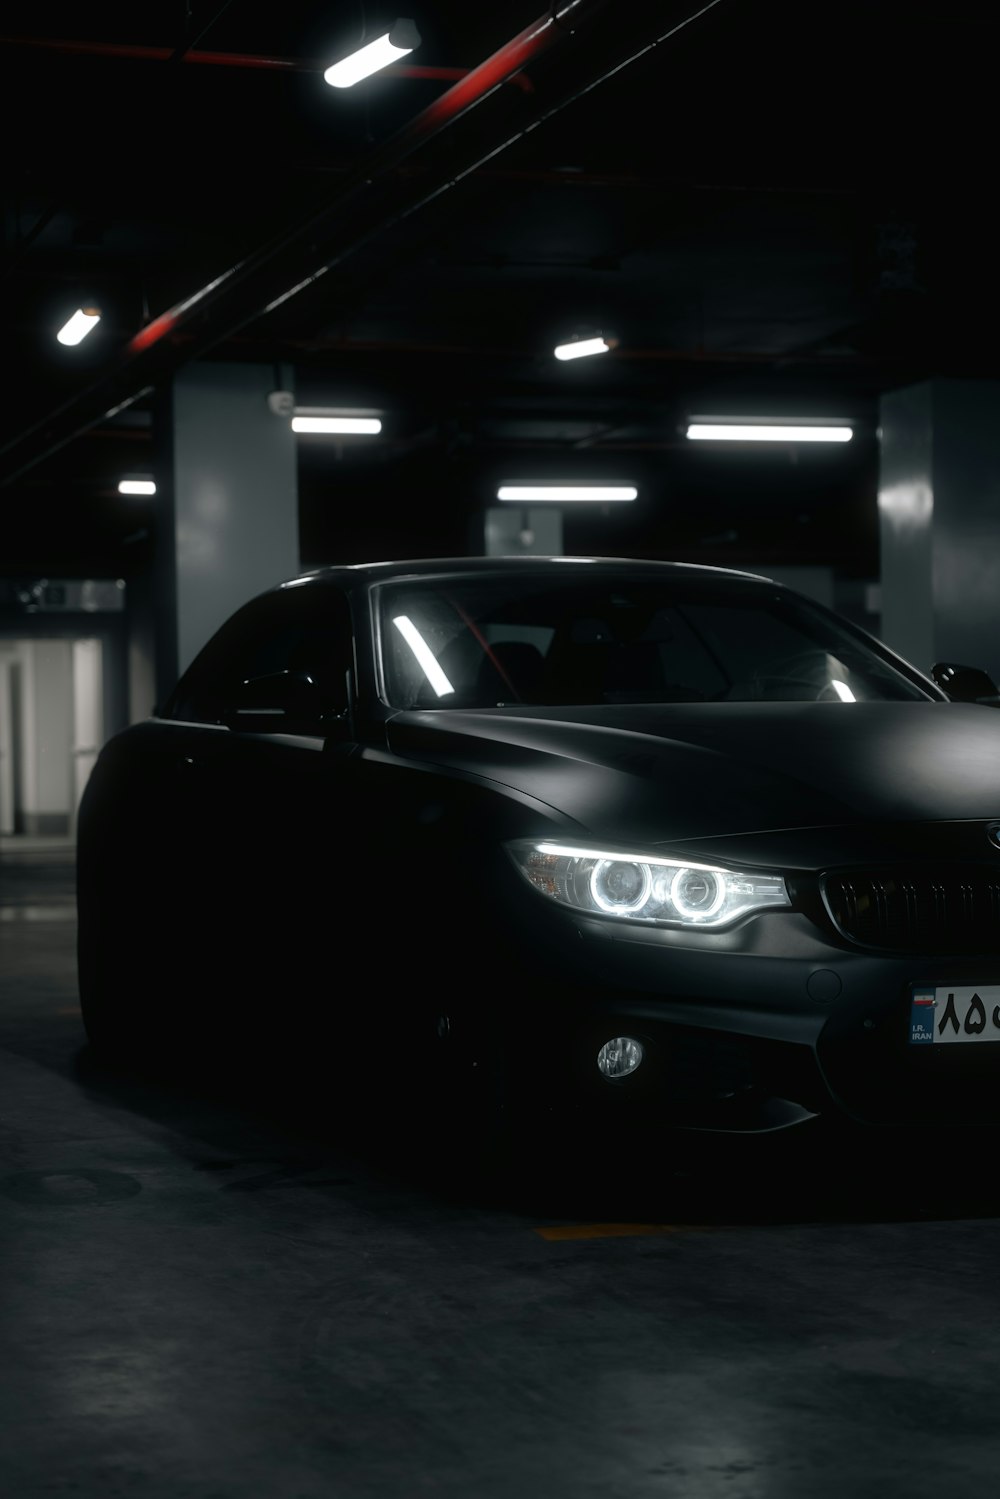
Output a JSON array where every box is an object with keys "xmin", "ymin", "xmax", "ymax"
[
  {"xmin": 0, "ymin": 632, "xmax": 110, "ymax": 837},
  {"xmin": 32, "ymin": 640, "xmax": 72, "ymax": 826}
]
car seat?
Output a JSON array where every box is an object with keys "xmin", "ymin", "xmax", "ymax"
[{"xmin": 474, "ymin": 641, "xmax": 546, "ymax": 704}]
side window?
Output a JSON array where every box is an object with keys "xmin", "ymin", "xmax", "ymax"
[{"xmin": 164, "ymin": 587, "xmax": 353, "ymax": 729}]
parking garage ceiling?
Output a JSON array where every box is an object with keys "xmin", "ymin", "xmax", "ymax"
[{"xmin": 0, "ymin": 0, "xmax": 990, "ymax": 575}]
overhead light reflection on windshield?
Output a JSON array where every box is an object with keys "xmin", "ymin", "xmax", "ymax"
[
  {"xmin": 830, "ymin": 679, "xmax": 856, "ymax": 702},
  {"xmin": 392, "ymin": 616, "xmax": 454, "ymax": 698}
]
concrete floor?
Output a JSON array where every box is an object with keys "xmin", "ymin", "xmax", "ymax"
[{"xmin": 4, "ymin": 844, "xmax": 1000, "ymax": 1497}]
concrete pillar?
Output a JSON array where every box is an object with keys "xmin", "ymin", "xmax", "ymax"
[
  {"xmin": 483, "ymin": 506, "xmax": 563, "ymax": 557},
  {"xmin": 155, "ymin": 362, "xmax": 298, "ymax": 702},
  {"xmin": 879, "ymin": 379, "xmax": 1000, "ymax": 681},
  {"xmin": 126, "ymin": 569, "xmax": 158, "ymax": 725}
]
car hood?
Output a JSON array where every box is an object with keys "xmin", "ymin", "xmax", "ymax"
[{"xmin": 385, "ymin": 701, "xmax": 1000, "ymax": 854}]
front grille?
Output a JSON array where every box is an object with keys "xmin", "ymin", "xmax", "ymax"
[{"xmin": 822, "ymin": 865, "xmax": 1000, "ymax": 954}]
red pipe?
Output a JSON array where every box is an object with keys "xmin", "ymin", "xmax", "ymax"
[{"xmin": 0, "ymin": 35, "xmax": 533, "ymax": 87}]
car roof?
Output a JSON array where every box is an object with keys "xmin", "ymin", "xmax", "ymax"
[{"xmin": 277, "ymin": 556, "xmax": 777, "ymax": 592}]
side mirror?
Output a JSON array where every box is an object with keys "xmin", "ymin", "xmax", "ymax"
[
  {"xmin": 931, "ymin": 662, "xmax": 1000, "ymax": 705},
  {"xmin": 222, "ymin": 670, "xmax": 332, "ymax": 732}
]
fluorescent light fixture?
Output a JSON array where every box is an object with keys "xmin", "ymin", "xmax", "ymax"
[
  {"xmin": 686, "ymin": 423, "xmax": 853, "ymax": 443},
  {"xmin": 497, "ymin": 485, "xmax": 637, "ymax": 503},
  {"xmin": 392, "ymin": 616, "xmax": 454, "ymax": 698},
  {"xmin": 292, "ymin": 415, "xmax": 382, "ymax": 435},
  {"xmin": 118, "ymin": 479, "xmax": 156, "ymax": 496},
  {"xmin": 553, "ymin": 336, "xmax": 611, "ymax": 362},
  {"xmin": 57, "ymin": 307, "xmax": 101, "ymax": 346},
  {"xmin": 830, "ymin": 679, "xmax": 856, "ymax": 702},
  {"xmin": 324, "ymin": 18, "xmax": 420, "ymax": 88}
]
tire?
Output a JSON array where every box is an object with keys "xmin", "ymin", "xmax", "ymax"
[{"xmin": 394, "ymin": 1019, "xmax": 559, "ymax": 1198}]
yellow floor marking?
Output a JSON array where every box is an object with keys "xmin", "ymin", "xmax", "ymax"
[{"xmin": 535, "ymin": 1222, "xmax": 708, "ymax": 1241}]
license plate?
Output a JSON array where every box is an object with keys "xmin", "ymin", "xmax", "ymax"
[{"xmin": 909, "ymin": 985, "xmax": 1000, "ymax": 1045}]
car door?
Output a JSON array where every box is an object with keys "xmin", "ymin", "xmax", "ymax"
[{"xmin": 157, "ymin": 582, "xmax": 359, "ymax": 1039}]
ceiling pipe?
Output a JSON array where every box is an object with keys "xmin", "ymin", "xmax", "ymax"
[
  {"xmin": 0, "ymin": 0, "xmax": 729, "ymax": 489},
  {"xmin": 0, "ymin": 34, "xmax": 531, "ymax": 86},
  {"xmin": 169, "ymin": 0, "xmax": 244, "ymax": 63}
]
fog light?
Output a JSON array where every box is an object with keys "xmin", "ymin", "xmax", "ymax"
[{"xmin": 596, "ymin": 1036, "xmax": 644, "ymax": 1078}]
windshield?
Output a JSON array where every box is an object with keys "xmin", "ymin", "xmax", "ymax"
[{"xmin": 375, "ymin": 572, "xmax": 932, "ymax": 710}]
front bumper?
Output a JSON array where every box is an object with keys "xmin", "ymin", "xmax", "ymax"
[{"xmin": 486, "ymin": 901, "xmax": 1000, "ymax": 1131}]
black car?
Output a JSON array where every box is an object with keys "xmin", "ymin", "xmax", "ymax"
[{"xmin": 77, "ymin": 556, "xmax": 1000, "ymax": 1137}]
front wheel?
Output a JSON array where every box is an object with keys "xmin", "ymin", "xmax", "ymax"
[{"xmin": 77, "ymin": 899, "xmax": 153, "ymax": 1059}]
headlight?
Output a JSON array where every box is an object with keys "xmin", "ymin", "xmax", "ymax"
[{"xmin": 506, "ymin": 839, "xmax": 791, "ymax": 929}]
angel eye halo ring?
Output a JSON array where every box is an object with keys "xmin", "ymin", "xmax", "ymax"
[
  {"xmin": 590, "ymin": 858, "xmax": 653, "ymax": 913},
  {"xmin": 669, "ymin": 867, "xmax": 726, "ymax": 920}
]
